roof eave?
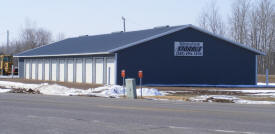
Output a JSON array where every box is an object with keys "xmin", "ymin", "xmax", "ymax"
[{"xmin": 14, "ymin": 52, "xmax": 111, "ymax": 58}]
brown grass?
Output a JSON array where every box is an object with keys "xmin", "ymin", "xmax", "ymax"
[
  {"xmin": 239, "ymin": 96, "xmax": 275, "ymax": 101},
  {"xmin": 258, "ymin": 74, "xmax": 275, "ymax": 83},
  {"xmin": 145, "ymin": 95, "xmax": 196, "ymax": 101}
]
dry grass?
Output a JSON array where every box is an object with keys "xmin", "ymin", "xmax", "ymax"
[
  {"xmin": 258, "ymin": 74, "xmax": 275, "ymax": 83},
  {"xmin": 145, "ymin": 95, "xmax": 196, "ymax": 101},
  {"xmin": 239, "ymin": 96, "xmax": 275, "ymax": 101}
]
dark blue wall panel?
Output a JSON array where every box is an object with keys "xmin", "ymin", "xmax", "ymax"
[
  {"xmin": 18, "ymin": 58, "xmax": 24, "ymax": 78},
  {"xmin": 116, "ymin": 28, "xmax": 256, "ymax": 85}
]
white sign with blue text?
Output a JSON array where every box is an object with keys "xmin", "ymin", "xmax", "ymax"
[{"xmin": 174, "ymin": 42, "xmax": 203, "ymax": 56}]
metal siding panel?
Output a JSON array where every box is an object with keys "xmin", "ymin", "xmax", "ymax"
[
  {"xmin": 86, "ymin": 58, "xmax": 93, "ymax": 83},
  {"xmin": 59, "ymin": 60, "xmax": 65, "ymax": 82},
  {"xmin": 56, "ymin": 59, "xmax": 60, "ymax": 81},
  {"xmin": 114, "ymin": 53, "xmax": 118, "ymax": 84},
  {"xmin": 73, "ymin": 58, "xmax": 76, "ymax": 83},
  {"xmin": 25, "ymin": 60, "xmax": 30, "ymax": 79},
  {"xmin": 35, "ymin": 60, "xmax": 38, "ymax": 80},
  {"xmin": 92, "ymin": 57, "xmax": 96, "ymax": 83},
  {"xmin": 76, "ymin": 59, "xmax": 83, "ymax": 83},
  {"xmin": 82, "ymin": 58, "xmax": 86, "ymax": 83},
  {"xmin": 45, "ymin": 59, "xmax": 50, "ymax": 81},
  {"xmin": 51, "ymin": 60, "xmax": 57, "ymax": 81},
  {"xmin": 103, "ymin": 57, "xmax": 107, "ymax": 84},
  {"xmin": 107, "ymin": 57, "xmax": 115, "ymax": 84},
  {"xmin": 95, "ymin": 58, "xmax": 104, "ymax": 84},
  {"xmin": 31, "ymin": 60, "xmax": 36, "ymax": 80},
  {"xmin": 42, "ymin": 59, "xmax": 45, "ymax": 80},
  {"xmin": 67, "ymin": 59, "xmax": 74, "ymax": 82},
  {"xmin": 255, "ymin": 55, "xmax": 258, "ymax": 85},
  {"xmin": 38, "ymin": 61, "xmax": 43, "ymax": 80},
  {"xmin": 18, "ymin": 58, "xmax": 24, "ymax": 78},
  {"xmin": 49, "ymin": 59, "xmax": 52, "ymax": 81},
  {"xmin": 65, "ymin": 58, "xmax": 68, "ymax": 82}
]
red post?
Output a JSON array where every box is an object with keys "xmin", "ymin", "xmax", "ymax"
[
  {"xmin": 121, "ymin": 70, "xmax": 126, "ymax": 96},
  {"xmin": 138, "ymin": 70, "xmax": 143, "ymax": 98}
]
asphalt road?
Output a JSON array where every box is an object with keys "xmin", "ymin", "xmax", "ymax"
[{"xmin": 0, "ymin": 93, "xmax": 274, "ymax": 134}]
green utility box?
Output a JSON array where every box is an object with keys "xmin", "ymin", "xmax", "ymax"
[{"xmin": 125, "ymin": 78, "xmax": 137, "ymax": 99}]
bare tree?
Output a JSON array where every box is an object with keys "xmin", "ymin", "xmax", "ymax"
[
  {"xmin": 248, "ymin": 0, "xmax": 275, "ymax": 73},
  {"xmin": 56, "ymin": 32, "xmax": 66, "ymax": 41},
  {"xmin": 198, "ymin": 1, "xmax": 226, "ymax": 35},
  {"xmin": 19, "ymin": 24, "xmax": 52, "ymax": 51},
  {"xmin": 229, "ymin": 0, "xmax": 251, "ymax": 45}
]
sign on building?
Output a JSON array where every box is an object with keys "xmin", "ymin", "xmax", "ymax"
[{"xmin": 174, "ymin": 42, "xmax": 203, "ymax": 56}]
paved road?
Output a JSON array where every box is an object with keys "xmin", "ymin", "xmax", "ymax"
[{"xmin": 0, "ymin": 93, "xmax": 274, "ymax": 134}]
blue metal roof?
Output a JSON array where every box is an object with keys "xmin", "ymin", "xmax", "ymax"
[{"xmin": 15, "ymin": 24, "xmax": 264, "ymax": 57}]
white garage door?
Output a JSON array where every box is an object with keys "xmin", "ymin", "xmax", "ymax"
[
  {"xmin": 38, "ymin": 62, "xmax": 43, "ymax": 80},
  {"xmin": 25, "ymin": 61, "xmax": 30, "ymax": 79},
  {"xmin": 59, "ymin": 60, "xmax": 65, "ymax": 82},
  {"xmin": 45, "ymin": 60, "xmax": 50, "ymax": 81},
  {"xmin": 107, "ymin": 58, "xmax": 115, "ymax": 85},
  {"xmin": 96, "ymin": 58, "xmax": 103, "ymax": 84},
  {"xmin": 86, "ymin": 59, "xmax": 93, "ymax": 83},
  {"xmin": 52, "ymin": 60, "xmax": 57, "ymax": 81},
  {"xmin": 31, "ymin": 62, "xmax": 36, "ymax": 80},
  {"xmin": 76, "ymin": 59, "xmax": 83, "ymax": 83},
  {"xmin": 68, "ymin": 60, "xmax": 74, "ymax": 82}
]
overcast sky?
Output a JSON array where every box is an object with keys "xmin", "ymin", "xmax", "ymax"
[{"xmin": 0, "ymin": 0, "xmax": 233, "ymax": 45}]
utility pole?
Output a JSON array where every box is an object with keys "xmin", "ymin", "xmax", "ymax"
[
  {"xmin": 7, "ymin": 30, "xmax": 9, "ymax": 52},
  {"xmin": 122, "ymin": 16, "xmax": 126, "ymax": 32}
]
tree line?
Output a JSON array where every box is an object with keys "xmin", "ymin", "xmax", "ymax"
[
  {"xmin": 198, "ymin": 0, "xmax": 275, "ymax": 74},
  {"xmin": 0, "ymin": 22, "xmax": 65, "ymax": 66}
]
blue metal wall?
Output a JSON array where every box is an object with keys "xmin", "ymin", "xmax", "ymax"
[
  {"xmin": 116, "ymin": 28, "xmax": 257, "ymax": 85},
  {"xmin": 18, "ymin": 58, "xmax": 24, "ymax": 78}
]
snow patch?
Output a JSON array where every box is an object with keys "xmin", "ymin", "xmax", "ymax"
[
  {"xmin": 257, "ymin": 82, "xmax": 275, "ymax": 86},
  {"xmin": 0, "ymin": 81, "xmax": 164, "ymax": 97},
  {"xmin": 0, "ymin": 88, "xmax": 12, "ymax": 93},
  {"xmin": 190, "ymin": 95, "xmax": 275, "ymax": 104}
]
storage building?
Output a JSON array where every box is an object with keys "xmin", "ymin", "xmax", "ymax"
[{"xmin": 14, "ymin": 24, "xmax": 265, "ymax": 85}]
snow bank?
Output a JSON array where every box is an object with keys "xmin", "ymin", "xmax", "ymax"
[
  {"xmin": 257, "ymin": 82, "xmax": 275, "ymax": 86},
  {"xmin": 190, "ymin": 95, "xmax": 275, "ymax": 104},
  {"xmin": 0, "ymin": 88, "xmax": 11, "ymax": 93},
  {"xmin": 0, "ymin": 81, "xmax": 164, "ymax": 97},
  {"xmin": 88, "ymin": 85, "xmax": 165, "ymax": 97},
  {"xmin": 0, "ymin": 75, "xmax": 19, "ymax": 79},
  {"xmin": 222, "ymin": 89, "xmax": 275, "ymax": 97}
]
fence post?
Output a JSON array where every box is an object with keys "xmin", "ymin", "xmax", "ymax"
[
  {"xmin": 266, "ymin": 69, "xmax": 269, "ymax": 86},
  {"xmin": 11, "ymin": 65, "xmax": 14, "ymax": 78}
]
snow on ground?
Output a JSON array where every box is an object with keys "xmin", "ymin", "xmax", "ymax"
[
  {"xmin": 257, "ymin": 82, "xmax": 275, "ymax": 86},
  {"xmin": 0, "ymin": 81, "xmax": 165, "ymax": 97},
  {"xmin": 190, "ymin": 95, "xmax": 275, "ymax": 104},
  {"xmin": 221, "ymin": 89, "xmax": 275, "ymax": 97},
  {"xmin": 0, "ymin": 88, "xmax": 12, "ymax": 93},
  {"xmin": 0, "ymin": 80, "xmax": 275, "ymax": 104},
  {"xmin": 0, "ymin": 75, "xmax": 19, "ymax": 79}
]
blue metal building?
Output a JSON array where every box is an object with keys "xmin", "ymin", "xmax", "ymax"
[{"xmin": 14, "ymin": 24, "xmax": 264, "ymax": 85}]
